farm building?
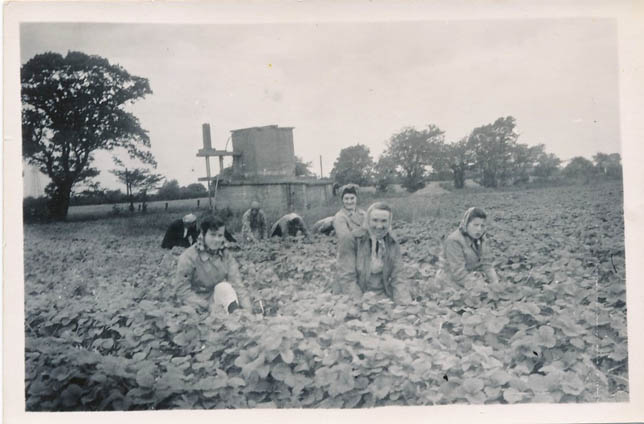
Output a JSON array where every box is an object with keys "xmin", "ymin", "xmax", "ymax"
[{"xmin": 198, "ymin": 124, "xmax": 333, "ymax": 212}]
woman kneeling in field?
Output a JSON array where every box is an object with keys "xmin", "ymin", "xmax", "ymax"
[
  {"xmin": 174, "ymin": 215, "xmax": 251, "ymax": 315},
  {"xmin": 437, "ymin": 207, "xmax": 499, "ymax": 288},
  {"xmin": 335, "ymin": 202, "xmax": 412, "ymax": 304},
  {"xmin": 333, "ymin": 184, "xmax": 366, "ymax": 239}
]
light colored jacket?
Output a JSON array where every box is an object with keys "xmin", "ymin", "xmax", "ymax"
[
  {"xmin": 312, "ymin": 216, "xmax": 335, "ymax": 235},
  {"xmin": 335, "ymin": 228, "xmax": 411, "ymax": 304},
  {"xmin": 241, "ymin": 208, "xmax": 267, "ymax": 241},
  {"xmin": 174, "ymin": 245, "xmax": 250, "ymax": 309},
  {"xmin": 333, "ymin": 208, "xmax": 366, "ymax": 239},
  {"xmin": 438, "ymin": 228, "xmax": 495, "ymax": 286}
]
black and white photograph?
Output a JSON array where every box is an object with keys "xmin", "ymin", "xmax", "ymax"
[{"xmin": 4, "ymin": 1, "xmax": 644, "ymax": 423}]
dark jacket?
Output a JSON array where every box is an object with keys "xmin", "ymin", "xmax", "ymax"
[
  {"xmin": 335, "ymin": 228, "xmax": 411, "ymax": 303},
  {"xmin": 161, "ymin": 219, "xmax": 199, "ymax": 249},
  {"xmin": 270, "ymin": 213, "xmax": 309, "ymax": 238}
]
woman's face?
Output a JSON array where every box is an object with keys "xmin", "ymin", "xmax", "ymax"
[
  {"xmin": 342, "ymin": 193, "xmax": 357, "ymax": 210},
  {"xmin": 466, "ymin": 217, "xmax": 486, "ymax": 240},
  {"xmin": 368, "ymin": 209, "xmax": 390, "ymax": 239},
  {"xmin": 204, "ymin": 226, "xmax": 226, "ymax": 250}
]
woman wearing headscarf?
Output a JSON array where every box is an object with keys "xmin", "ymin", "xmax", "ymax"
[
  {"xmin": 269, "ymin": 212, "xmax": 309, "ymax": 238},
  {"xmin": 335, "ymin": 202, "xmax": 411, "ymax": 304},
  {"xmin": 437, "ymin": 207, "xmax": 499, "ymax": 287},
  {"xmin": 333, "ymin": 184, "xmax": 367, "ymax": 239},
  {"xmin": 241, "ymin": 200, "xmax": 268, "ymax": 242},
  {"xmin": 174, "ymin": 215, "xmax": 252, "ymax": 315}
]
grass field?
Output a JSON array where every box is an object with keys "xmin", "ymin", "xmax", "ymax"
[
  {"xmin": 24, "ymin": 181, "xmax": 627, "ymax": 410},
  {"xmin": 67, "ymin": 197, "xmax": 212, "ymax": 219}
]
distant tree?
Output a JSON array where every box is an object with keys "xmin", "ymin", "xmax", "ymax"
[
  {"xmin": 217, "ymin": 166, "xmax": 235, "ymax": 180},
  {"xmin": 593, "ymin": 152, "xmax": 622, "ymax": 178},
  {"xmin": 21, "ymin": 51, "xmax": 154, "ymax": 220},
  {"xmin": 330, "ymin": 144, "xmax": 374, "ymax": 186},
  {"xmin": 563, "ymin": 156, "xmax": 596, "ymax": 179},
  {"xmin": 373, "ymin": 154, "xmax": 397, "ymax": 192},
  {"xmin": 158, "ymin": 179, "xmax": 182, "ymax": 200},
  {"xmin": 468, "ymin": 116, "xmax": 519, "ymax": 187},
  {"xmin": 384, "ymin": 125, "xmax": 444, "ymax": 192},
  {"xmin": 295, "ymin": 156, "xmax": 315, "ymax": 177},
  {"xmin": 510, "ymin": 143, "xmax": 544, "ymax": 184},
  {"xmin": 104, "ymin": 189, "xmax": 125, "ymax": 204},
  {"xmin": 533, "ymin": 149, "xmax": 562, "ymax": 178},
  {"xmin": 181, "ymin": 183, "xmax": 208, "ymax": 198},
  {"xmin": 442, "ymin": 137, "xmax": 473, "ymax": 189},
  {"xmin": 111, "ymin": 161, "xmax": 163, "ymax": 211},
  {"xmin": 71, "ymin": 181, "xmax": 106, "ymax": 205}
]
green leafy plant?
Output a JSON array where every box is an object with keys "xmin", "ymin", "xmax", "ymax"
[{"xmin": 24, "ymin": 182, "xmax": 628, "ymax": 410}]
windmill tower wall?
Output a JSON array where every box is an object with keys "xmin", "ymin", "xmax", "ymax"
[{"xmin": 231, "ymin": 125, "xmax": 295, "ymax": 179}]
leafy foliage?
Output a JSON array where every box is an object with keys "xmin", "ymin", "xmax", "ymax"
[
  {"xmin": 373, "ymin": 155, "xmax": 398, "ymax": 192},
  {"xmin": 331, "ymin": 144, "xmax": 375, "ymax": 186},
  {"xmin": 24, "ymin": 183, "xmax": 627, "ymax": 410},
  {"xmin": 563, "ymin": 157, "xmax": 596, "ymax": 180},
  {"xmin": 384, "ymin": 125, "xmax": 445, "ymax": 192},
  {"xmin": 592, "ymin": 153, "xmax": 622, "ymax": 179},
  {"xmin": 21, "ymin": 51, "xmax": 153, "ymax": 220},
  {"xmin": 157, "ymin": 180, "xmax": 182, "ymax": 200},
  {"xmin": 440, "ymin": 137, "xmax": 472, "ymax": 189},
  {"xmin": 533, "ymin": 150, "xmax": 562, "ymax": 179},
  {"xmin": 111, "ymin": 161, "xmax": 164, "ymax": 211},
  {"xmin": 468, "ymin": 117, "xmax": 518, "ymax": 188},
  {"xmin": 295, "ymin": 156, "xmax": 315, "ymax": 177}
]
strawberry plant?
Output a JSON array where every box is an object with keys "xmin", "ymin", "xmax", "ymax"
[{"xmin": 24, "ymin": 182, "xmax": 628, "ymax": 409}]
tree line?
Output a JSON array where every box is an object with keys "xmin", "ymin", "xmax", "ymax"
[
  {"xmin": 330, "ymin": 117, "xmax": 622, "ymax": 192},
  {"xmin": 21, "ymin": 50, "xmax": 622, "ymax": 221},
  {"xmin": 67, "ymin": 179, "xmax": 209, "ymax": 207}
]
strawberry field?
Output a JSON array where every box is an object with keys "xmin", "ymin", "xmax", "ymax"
[{"xmin": 23, "ymin": 182, "xmax": 628, "ymax": 410}]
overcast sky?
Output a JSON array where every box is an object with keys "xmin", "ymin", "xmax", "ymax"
[{"xmin": 21, "ymin": 19, "xmax": 620, "ymax": 194}]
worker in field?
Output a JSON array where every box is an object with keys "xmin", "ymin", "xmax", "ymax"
[
  {"xmin": 270, "ymin": 212, "xmax": 309, "ymax": 238},
  {"xmin": 312, "ymin": 216, "xmax": 335, "ymax": 236},
  {"xmin": 335, "ymin": 202, "xmax": 412, "ymax": 304},
  {"xmin": 240, "ymin": 200, "xmax": 268, "ymax": 242},
  {"xmin": 436, "ymin": 207, "xmax": 500, "ymax": 289},
  {"xmin": 173, "ymin": 215, "xmax": 253, "ymax": 316},
  {"xmin": 333, "ymin": 184, "xmax": 367, "ymax": 239},
  {"xmin": 199, "ymin": 211, "xmax": 239, "ymax": 246},
  {"xmin": 161, "ymin": 213, "xmax": 199, "ymax": 249}
]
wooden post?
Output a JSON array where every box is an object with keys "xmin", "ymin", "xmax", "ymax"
[
  {"xmin": 319, "ymin": 155, "xmax": 323, "ymax": 178},
  {"xmin": 203, "ymin": 123, "xmax": 214, "ymax": 210},
  {"xmin": 202, "ymin": 123, "xmax": 212, "ymax": 149},
  {"xmin": 205, "ymin": 156, "xmax": 213, "ymax": 210}
]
